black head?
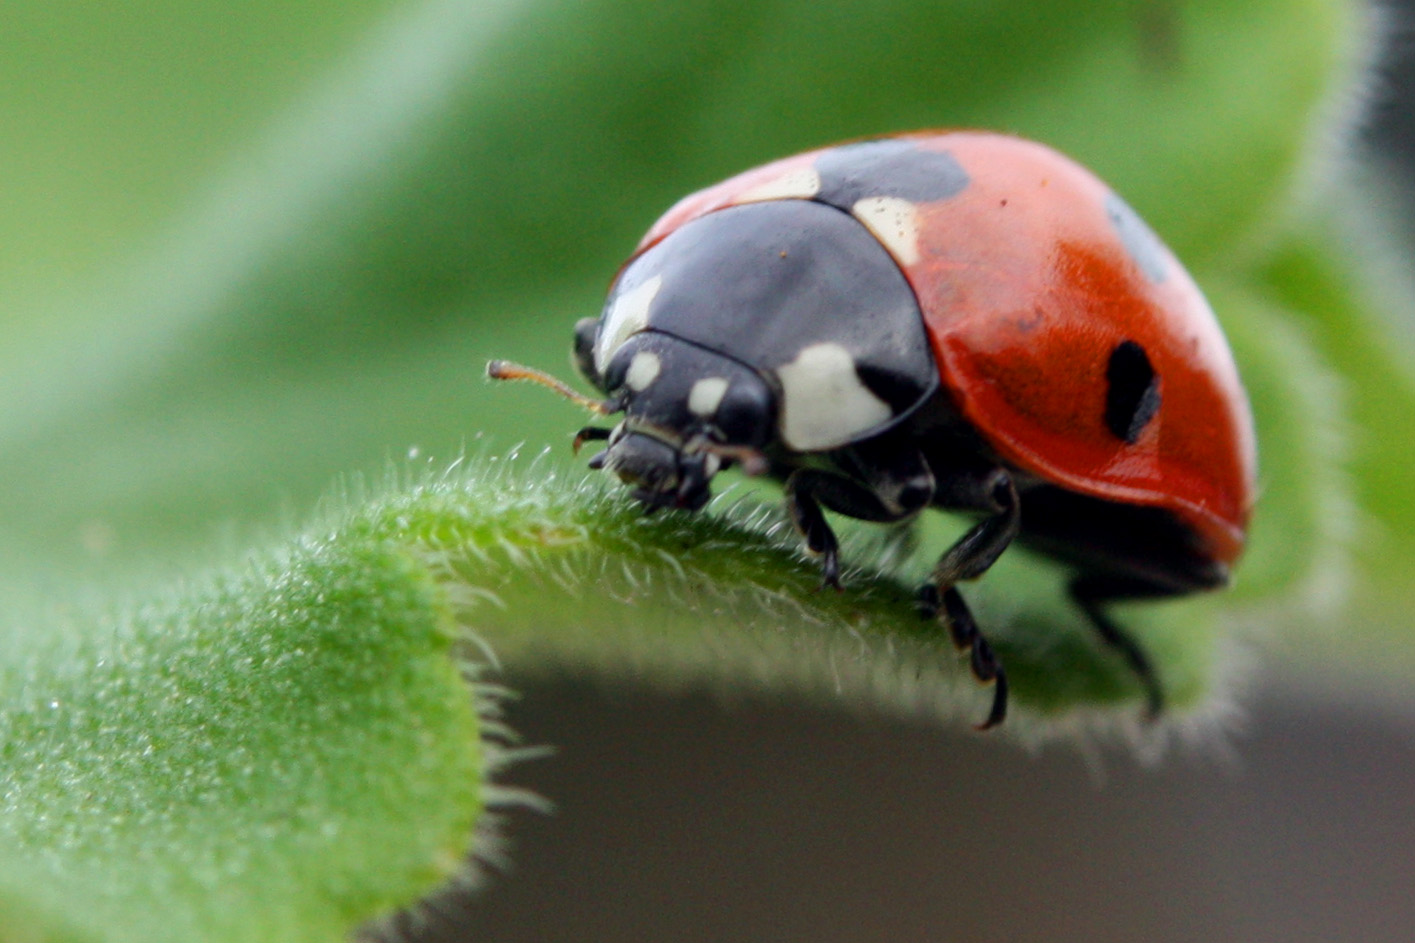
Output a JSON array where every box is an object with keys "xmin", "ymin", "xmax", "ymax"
[{"xmin": 574, "ymin": 329, "xmax": 776, "ymax": 511}]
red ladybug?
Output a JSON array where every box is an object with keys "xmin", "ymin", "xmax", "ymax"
[{"xmin": 490, "ymin": 131, "xmax": 1256, "ymax": 728}]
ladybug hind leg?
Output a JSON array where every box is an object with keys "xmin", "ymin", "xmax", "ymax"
[
  {"xmin": 917, "ymin": 468, "xmax": 1021, "ymax": 730},
  {"xmin": 1069, "ymin": 575, "xmax": 1172, "ymax": 721}
]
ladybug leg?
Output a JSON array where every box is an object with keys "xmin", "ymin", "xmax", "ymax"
[
  {"xmin": 785, "ymin": 449, "xmax": 935, "ymax": 590},
  {"xmin": 1069, "ymin": 575, "xmax": 1170, "ymax": 721},
  {"xmin": 940, "ymin": 587, "xmax": 1008, "ymax": 730},
  {"xmin": 930, "ymin": 469, "xmax": 1021, "ymax": 584},
  {"xmin": 784, "ymin": 471, "xmax": 843, "ymax": 590},
  {"xmin": 923, "ymin": 468, "xmax": 1020, "ymax": 729},
  {"xmin": 572, "ymin": 425, "xmax": 612, "ymax": 454},
  {"xmin": 916, "ymin": 583, "xmax": 1008, "ymax": 728}
]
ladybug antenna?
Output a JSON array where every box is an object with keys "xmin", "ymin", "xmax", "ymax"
[{"xmin": 486, "ymin": 360, "xmax": 615, "ymax": 416}]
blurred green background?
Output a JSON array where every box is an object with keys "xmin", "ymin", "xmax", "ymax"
[{"xmin": 0, "ymin": 0, "xmax": 1372, "ymax": 583}]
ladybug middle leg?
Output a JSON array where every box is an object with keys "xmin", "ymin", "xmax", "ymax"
[
  {"xmin": 918, "ymin": 468, "xmax": 1021, "ymax": 729},
  {"xmin": 786, "ymin": 445, "xmax": 1022, "ymax": 728}
]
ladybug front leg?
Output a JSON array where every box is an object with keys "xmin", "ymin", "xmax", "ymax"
[
  {"xmin": 919, "ymin": 468, "xmax": 1020, "ymax": 729},
  {"xmin": 783, "ymin": 470, "xmax": 854, "ymax": 590},
  {"xmin": 784, "ymin": 446, "xmax": 937, "ymax": 590}
]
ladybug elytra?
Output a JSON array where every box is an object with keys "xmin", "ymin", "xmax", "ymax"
[{"xmin": 489, "ymin": 131, "xmax": 1256, "ymax": 728}]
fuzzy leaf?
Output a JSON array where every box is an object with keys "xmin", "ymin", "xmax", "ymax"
[
  {"xmin": 0, "ymin": 538, "xmax": 483, "ymax": 943},
  {"xmin": 0, "ymin": 453, "xmax": 1248, "ymax": 941},
  {"xmin": 1247, "ymin": 219, "xmax": 1415, "ymax": 663}
]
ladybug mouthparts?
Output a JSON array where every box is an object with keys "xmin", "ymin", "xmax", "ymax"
[{"xmin": 586, "ymin": 426, "xmax": 718, "ymax": 512}]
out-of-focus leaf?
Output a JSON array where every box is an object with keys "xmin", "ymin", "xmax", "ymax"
[
  {"xmin": 1202, "ymin": 276, "xmax": 1354, "ymax": 608},
  {"xmin": 0, "ymin": 0, "xmax": 402, "ymax": 343},
  {"xmin": 1248, "ymin": 218, "xmax": 1415, "ymax": 660}
]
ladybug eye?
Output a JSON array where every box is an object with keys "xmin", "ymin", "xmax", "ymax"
[
  {"xmin": 573, "ymin": 318, "xmax": 601, "ymax": 386},
  {"xmin": 1104, "ymin": 339, "xmax": 1161, "ymax": 443},
  {"xmin": 711, "ymin": 378, "xmax": 775, "ymax": 448}
]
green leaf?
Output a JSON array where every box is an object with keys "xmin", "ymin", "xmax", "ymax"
[
  {"xmin": 0, "ymin": 457, "xmax": 1237, "ymax": 941},
  {"xmin": 367, "ymin": 459, "xmax": 1224, "ymax": 732},
  {"xmin": 1201, "ymin": 275, "xmax": 1354, "ymax": 607},
  {"xmin": 0, "ymin": 537, "xmax": 483, "ymax": 943},
  {"xmin": 0, "ymin": 0, "xmax": 403, "ymax": 336}
]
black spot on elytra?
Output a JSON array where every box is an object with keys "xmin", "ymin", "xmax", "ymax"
[
  {"xmin": 1105, "ymin": 340, "xmax": 1161, "ymax": 443},
  {"xmin": 815, "ymin": 139, "xmax": 970, "ymax": 210}
]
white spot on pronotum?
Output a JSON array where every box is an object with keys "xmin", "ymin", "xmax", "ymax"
[
  {"xmin": 735, "ymin": 167, "xmax": 822, "ymax": 204},
  {"xmin": 851, "ymin": 196, "xmax": 921, "ymax": 265},
  {"xmin": 626, "ymin": 351, "xmax": 661, "ymax": 391},
  {"xmin": 687, "ymin": 377, "xmax": 730, "ymax": 417},
  {"xmin": 595, "ymin": 274, "xmax": 662, "ymax": 374},
  {"xmin": 776, "ymin": 343, "xmax": 893, "ymax": 451}
]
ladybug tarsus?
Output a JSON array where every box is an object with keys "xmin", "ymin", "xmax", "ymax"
[
  {"xmin": 978, "ymin": 672, "xmax": 1008, "ymax": 732},
  {"xmin": 573, "ymin": 425, "xmax": 611, "ymax": 454},
  {"xmin": 939, "ymin": 586, "xmax": 1008, "ymax": 729},
  {"xmin": 916, "ymin": 583, "xmax": 942, "ymax": 621}
]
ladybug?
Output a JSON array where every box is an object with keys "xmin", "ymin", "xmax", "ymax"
[{"xmin": 489, "ymin": 131, "xmax": 1256, "ymax": 728}]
